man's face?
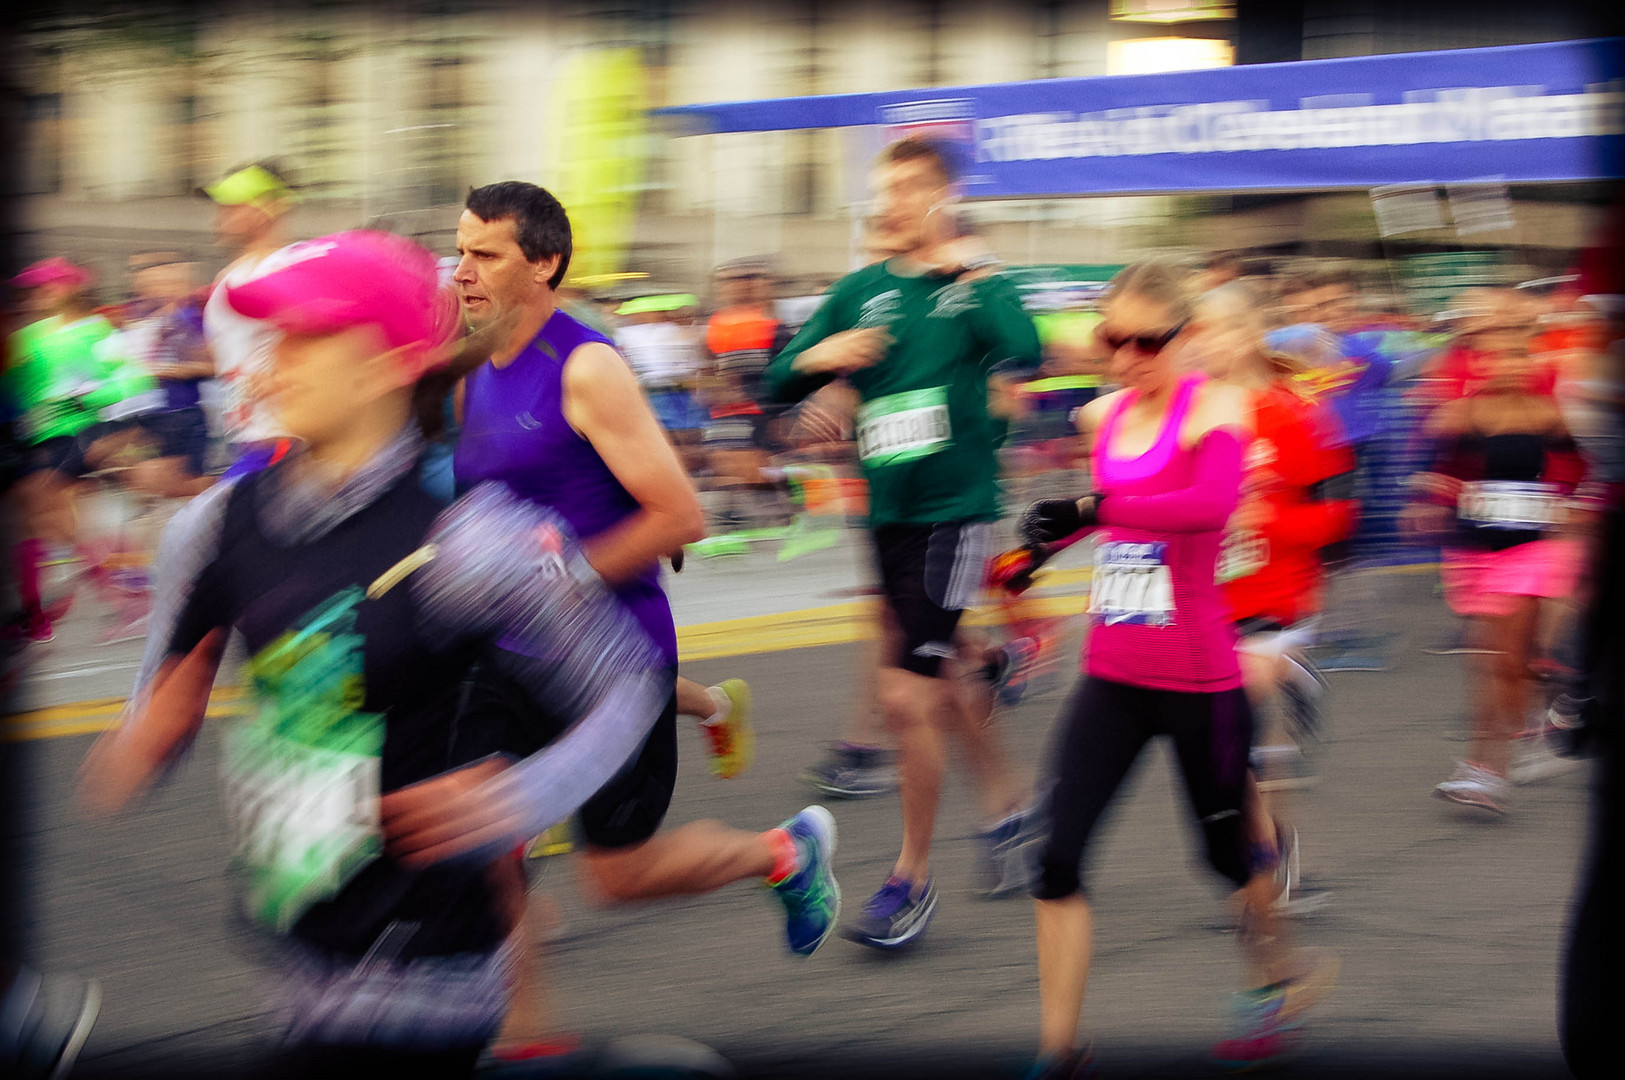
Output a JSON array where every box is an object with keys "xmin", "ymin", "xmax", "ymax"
[
  {"xmin": 130, "ymin": 259, "xmax": 192, "ymax": 305},
  {"xmin": 869, "ymin": 157, "xmax": 949, "ymax": 257},
  {"xmin": 453, "ymin": 210, "xmax": 557, "ymax": 332},
  {"xmin": 215, "ymin": 202, "xmax": 275, "ymax": 248},
  {"xmin": 1294, "ymin": 284, "xmax": 1359, "ymax": 334},
  {"xmin": 715, "ymin": 274, "xmax": 746, "ymax": 308}
]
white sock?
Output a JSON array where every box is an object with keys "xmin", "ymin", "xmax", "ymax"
[{"xmin": 702, "ymin": 685, "xmax": 732, "ymax": 726}]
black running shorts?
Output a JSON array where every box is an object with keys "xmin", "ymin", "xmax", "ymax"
[
  {"xmin": 871, "ymin": 520, "xmax": 994, "ymax": 678},
  {"xmin": 452, "ymin": 662, "xmax": 679, "ymax": 850}
]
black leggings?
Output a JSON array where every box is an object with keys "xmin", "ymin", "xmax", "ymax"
[
  {"xmin": 1033, "ymin": 677, "xmax": 1255, "ymax": 901},
  {"xmin": 279, "ymin": 1043, "xmax": 483, "ymax": 1078}
]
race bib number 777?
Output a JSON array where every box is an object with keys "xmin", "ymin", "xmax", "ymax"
[{"xmin": 1089, "ymin": 541, "xmax": 1176, "ymax": 627}]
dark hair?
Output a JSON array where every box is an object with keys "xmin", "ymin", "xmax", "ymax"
[
  {"xmin": 1296, "ymin": 266, "xmax": 1360, "ymax": 294},
  {"xmin": 878, "ymin": 136, "xmax": 958, "ymax": 185},
  {"xmin": 464, "ymin": 181, "xmax": 573, "ymax": 290}
]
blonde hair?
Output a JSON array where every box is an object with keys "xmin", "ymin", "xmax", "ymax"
[
  {"xmin": 1200, "ymin": 279, "xmax": 1310, "ymax": 387},
  {"xmin": 1106, "ymin": 257, "xmax": 1197, "ymax": 325}
]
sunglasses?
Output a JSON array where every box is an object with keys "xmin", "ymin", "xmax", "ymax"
[{"xmin": 1098, "ymin": 320, "xmax": 1187, "ymax": 355}]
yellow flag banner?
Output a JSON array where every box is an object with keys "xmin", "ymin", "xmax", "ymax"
[{"xmin": 545, "ymin": 48, "xmax": 650, "ymax": 286}]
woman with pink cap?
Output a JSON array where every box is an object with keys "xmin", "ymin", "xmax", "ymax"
[{"xmin": 69, "ymin": 230, "xmax": 832, "ymax": 1076}]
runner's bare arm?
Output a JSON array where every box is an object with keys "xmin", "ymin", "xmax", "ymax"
[
  {"xmin": 561, "ymin": 341, "xmax": 707, "ymax": 582},
  {"xmin": 79, "ymin": 481, "xmax": 238, "ymax": 815},
  {"xmin": 79, "ymin": 630, "xmax": 226, "ymax": 817},
  {"xmin": 1181, "ymin": 379, "xmax": 1253, "ymax": 449}
]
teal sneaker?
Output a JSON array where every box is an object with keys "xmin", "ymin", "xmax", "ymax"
[{"xmin": 771, "ymin": 805, "xmax": 840, "ymax": 956}]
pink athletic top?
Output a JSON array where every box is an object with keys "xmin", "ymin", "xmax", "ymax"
[{"xmin": 1085, "ymin": 373, "xmax": 1246, "ymax": 692}]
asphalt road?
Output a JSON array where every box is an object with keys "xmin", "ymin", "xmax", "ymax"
[{"xmin": 3, "ymin": 559, "xmax": 1594, "ymax": 1079}]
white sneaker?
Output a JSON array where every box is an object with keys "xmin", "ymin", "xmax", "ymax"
[
  {"xmin": 1434, "ymin": 762, "xmax": 1510, "ymax": 814},
  {"xmin": 1508, "ymin": 729, "xmax": 1579, "ymax": 785}
]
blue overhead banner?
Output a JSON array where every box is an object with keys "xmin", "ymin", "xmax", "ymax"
[{"xmin": 653, "ymin": 38, "xmax": 1624, "ymax": 196}]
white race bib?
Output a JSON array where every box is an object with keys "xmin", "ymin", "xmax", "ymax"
[
  {"xmin": 1216, "ymin": 530, "xmax": 1269, "ymax": 584},
  {"xmin": 223, "ymin": 720, "xmax": 382, "ymax": 933},
  {"xmin": 1089, "ymin": 541, "xmax": 1176, "ymax": 627},
  {"xmin": 856, "ymin": 387, "xmax": 951, "ymax": 466},
  {"xmin": 1457, "ymin": 481, "xmax": 1562, "ymax": 529}
]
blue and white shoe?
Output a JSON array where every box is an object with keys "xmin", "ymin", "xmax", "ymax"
[
  {"xmin": 841, "ymin": 875, "xmax": 938, "ymax": 949},
  {"xmin": 770, "ymin": 806, "xmax": 841, "ymax": 956},
  {"xmin": 979, "ymin": 807, "xmax": 1043, "ymax": 898}
]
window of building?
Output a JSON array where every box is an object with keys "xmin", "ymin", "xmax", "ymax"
[
  {"xmin": 23, "ymin": 93, "xmax": 63, "ymax": 195},
  {"xmin": 421, "ymin": 55, "xmax": 464, "ymax": 206}
]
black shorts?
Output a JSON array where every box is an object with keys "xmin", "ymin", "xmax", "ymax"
[
  {"xmin": 872, "ymin": 520, "xmax": 994, "ymax": 678},
  {"xmin": 18, "ymin": 421, "xmax": 121, "ymax": 479},
  {"xmin": 1034, "ymin": 677, "xmax": 1255, "ymax": 901},
  {"xmin": 21, "ymin": 435, "xmax": 85, "ymax": 478},
  {"xmin": 701, "ymin": 413, "xmax": 759, "ymax": 453},
  {"xmin": 452, "ymin": 662, "xmax": 678, "ymax": 850},
  {"xmin": 138, "ymin": 406, "xmax": 211, "ymax": 477},
  {"xmin": 1233, "ymin": 616, "xmax": 1287, "ymax": 637}
]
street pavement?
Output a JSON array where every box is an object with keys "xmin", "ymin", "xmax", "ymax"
[{"xmin": 3, "ymin": 530, "xmax": 1592, "ymax": 1078}]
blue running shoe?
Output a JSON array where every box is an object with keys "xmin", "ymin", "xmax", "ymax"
[
  {"xmin": 990, "ymin": 636, "xmax": 1043, "ymax": 707},
  {"xmin": 841, "ymin": 875, "xmax": 937, "ymax": 949},
  {"xmin": 979, "ymin": 807, "xmax": 1043, "ymax": 898},
  {"xmin": 1022, "ymin": 1044, "xmax": 1095, "ymax": 1080},
  {"xmin": 770, "ymin": 806, "xmax": 840, "ymax": 956}
]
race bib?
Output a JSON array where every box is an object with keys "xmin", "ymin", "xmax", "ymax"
[
  {"xmin": 222, "ymin": 587, "xmax": 384, "ymax": 932},
  {"xmin": 856, "ymin": 387, "xmax": 951, "ymax": 466},
  {"xmin": 223, "ymin": 719, "xmax": 382, "ymax": 933},
  {"xmin": 1216, "ymin": 530, "xmax": 1269, "ymax": 584},
  {"xmin": 1089, "ymin": 541, "xmax": 1176, "ymax": 627},
  {"xmin": 1457, "ymin": 481, "xmax": 1562, "ymax": 530}
]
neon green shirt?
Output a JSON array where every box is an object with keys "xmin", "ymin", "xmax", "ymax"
[{"xmin": 4, "ymin": 314, "xmax": 156, "ymax": 443}]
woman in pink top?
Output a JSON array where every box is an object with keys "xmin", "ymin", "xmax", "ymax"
[{"xmin": 1018, "ymin": 260, "xmax": 1335, "ymax": 1078}]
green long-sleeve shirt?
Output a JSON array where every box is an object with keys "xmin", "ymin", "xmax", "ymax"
[{"xmin": 765, "ymin": 261, "xmax": 1040, "ymax": 527}]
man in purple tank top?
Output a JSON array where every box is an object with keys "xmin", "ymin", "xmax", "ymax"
[{"xmin": 448, "ymin": 182, "xmax": 840, "ymax": 1056}]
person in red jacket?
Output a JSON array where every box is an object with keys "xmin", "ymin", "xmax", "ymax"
[{"xmin": 1188, "ymin": 281, "xmax": 1358, "ymax": 913}]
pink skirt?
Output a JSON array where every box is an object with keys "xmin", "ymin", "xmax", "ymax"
[{"xmin": 1439, "ymin": 539, "xmax": 1585, "ymax": 618}]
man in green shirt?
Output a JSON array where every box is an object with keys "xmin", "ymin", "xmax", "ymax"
[{"xmin": 765, "ymin": 137, "xmax": 1043, "ymax": 949}]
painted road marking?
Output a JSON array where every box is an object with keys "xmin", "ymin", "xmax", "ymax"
[{"xmin": 3, "ymin": 561, "xmax": 1439, "ymax": 741}]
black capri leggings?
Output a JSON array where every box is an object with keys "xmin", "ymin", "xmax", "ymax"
[{"xmin": 1033, "ymin": 676, "xmax": 1256, "ymax": 901}]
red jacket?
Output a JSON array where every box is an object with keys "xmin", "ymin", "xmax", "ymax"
[{"xmin": 1222, "ymin": 384, "xmax": 1358, "ymax": 627}]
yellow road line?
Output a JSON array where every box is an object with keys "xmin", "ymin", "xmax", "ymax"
[{"xmin": 3, "ymin": 560, "xmax": 1439, "ymax": 741}]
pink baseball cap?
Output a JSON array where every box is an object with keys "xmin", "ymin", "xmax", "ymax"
[
  {"xmin": 225, "ymin": 230, "xmax": 459, "ymax": 378},
  {"xmin": 11, "ymin": 257, "xmax": 93, "ymax": 291}
]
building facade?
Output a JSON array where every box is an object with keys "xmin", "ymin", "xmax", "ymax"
[{"xmin": 7, "ymin": 0, "xmax": 1610, "ymax": 297}]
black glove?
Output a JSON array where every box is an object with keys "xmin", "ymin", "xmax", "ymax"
[{"xmin": 1020, "ymin": 497, "xmax": 1099, "ymax": 546}]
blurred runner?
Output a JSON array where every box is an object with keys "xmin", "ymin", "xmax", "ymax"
[
  {"xmin": 4, "ymin": 257, "xmax": 159, "ymax": 644},
  {"xmin": 767, "ymin": 137, "xmax": 1044, "ymax": 947},
  {"xmin": 1406, "ymin": 290, "xmax": 1592, "ymax": 815},
  {"xmin": 198, "ymin": 161, "xmax": 297, "ymax": 478},
  {"xmin": 450, "ymin": 183, "xmax": 832, "ymax": 1060},
  {"xmin": 614, "ymin": 293, "xmax": 707, "ymax": 475},
  {"xmin": 109, "ymin": 252, "xmax": 217, "ymax": 499},
  {"xmin": 697, "ymin": 261, "xmax": 799, "ymax": 532},
  {"xmin": 76, "ymin": 230, "xmax": 681, "ymax": 1077},
  {"xmin": 1279, "ymin": 266, "xmax": 1438, "ymax": 671},
  {"xmin": 1021, "ymin": 259, "xmax": 1336, "ymax": 1078},
  {"xmin": 1188, "ymin": 281, "xmax": 1358, "ymax": 917}
]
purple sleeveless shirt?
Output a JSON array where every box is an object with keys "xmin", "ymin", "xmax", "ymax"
[{"xmin": 454, "ymin": 309, "xmax": 678, "ymax": 663}]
